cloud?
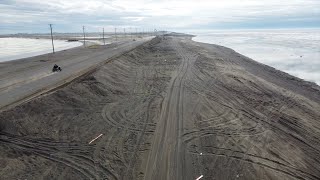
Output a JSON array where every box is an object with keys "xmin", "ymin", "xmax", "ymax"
[
  {"xmin": 121, "ymin": 16, "xmax": 147, "ymax": 22},
  {"xmin": 0, "ymin": 0, "xmax": 319, "ymax": 33}
]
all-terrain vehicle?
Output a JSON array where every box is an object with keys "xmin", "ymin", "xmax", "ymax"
[{"xmin": 52, "ymin": 64, "xmax": 62, "ymax": 72}]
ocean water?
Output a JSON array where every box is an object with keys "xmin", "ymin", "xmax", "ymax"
[
  {"xmin": 193, "ymin": 29, "xmax": 320, "ymax": 85},
  {"xmin": 0, "ymin": 38, "xmax": 82, "ymax": 62}
]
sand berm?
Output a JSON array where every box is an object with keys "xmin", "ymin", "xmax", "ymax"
[{"xmin": 1, "ymin": 34, "xmax": 320, "ymax": 180}]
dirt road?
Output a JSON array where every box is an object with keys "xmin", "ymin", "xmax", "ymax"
[
  {"xmin": 0, "ymin": 38, "xmax": 151, "ymax": 111},
  {"xmin": 0, "ymin": 35, "xmax": 320, "ymax": 180}
]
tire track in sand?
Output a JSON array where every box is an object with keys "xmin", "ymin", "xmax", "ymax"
[
  {"xmin": 144, "ymin": 38, "xmax": 197, "ymax": 180},
  {"xmin": 0, "ymin": 132, "xmax": 117, "ymax": 179}
]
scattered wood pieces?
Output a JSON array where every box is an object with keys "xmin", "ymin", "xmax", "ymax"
[{"xmin": 89, "ymin": 133, "xmax": 103, "ymax": 144}]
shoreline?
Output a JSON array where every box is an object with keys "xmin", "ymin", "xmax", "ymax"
[
  {"xmin": 191, "ymin": 29, "xmax": 320, "ymax": 85},
  {"xmin": 0, "ymin": 35, "xmax": 319, "ymax": 179},
  {"xmin": 192, "ymin": 38, "xmax": 320, "ymax": 88}
]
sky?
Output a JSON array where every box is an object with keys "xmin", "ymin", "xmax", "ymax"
[{"xmin": 0, "ymin": 0, "xmax": 320, "ymax": 34}]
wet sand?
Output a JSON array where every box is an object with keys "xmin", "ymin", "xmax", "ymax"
[{"xmin": 0, "ymin": 35, "xmax": 320, "ymax": 180}]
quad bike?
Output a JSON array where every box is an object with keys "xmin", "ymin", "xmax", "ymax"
[{"xmin": 52, "ymin": 64, "xmax": 62, "ymax": 72}]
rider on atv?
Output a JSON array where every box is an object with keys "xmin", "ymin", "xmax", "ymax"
[{"xmin": 52, "ymin": 64, "xmax": 62, "ymax": 72}]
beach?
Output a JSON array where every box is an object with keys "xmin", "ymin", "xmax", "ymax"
[{"xmin": 0, "ymin": 34, "xmax": 320, "ymax": 180}]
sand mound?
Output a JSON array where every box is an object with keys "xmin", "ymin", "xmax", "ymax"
[{"xmin": 1, "ymin": 36, "xmax": 320, "ymax": 180}]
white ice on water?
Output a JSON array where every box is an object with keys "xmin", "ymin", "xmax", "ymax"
[
  {"xmin": 0, "ymin": 38, "xmax": 82, "ymax": 62},
  {"xmin": 193, "ymin": 29, "xmax": 320, "ymax": 85}
]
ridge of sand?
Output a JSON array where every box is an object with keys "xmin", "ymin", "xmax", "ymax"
[{"xmin": 0, "ymin": 35, "xmax": 320, "ymax": 180}]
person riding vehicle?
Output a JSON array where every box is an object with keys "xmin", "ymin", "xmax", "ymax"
[{"xmin": 52, "ymin": 64, "xmax": 62, "ymax": 72}]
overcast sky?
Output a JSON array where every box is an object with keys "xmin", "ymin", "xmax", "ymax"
[{"xmin": 0, "ymin": 0, "xmax": 319, "ymax": 34}]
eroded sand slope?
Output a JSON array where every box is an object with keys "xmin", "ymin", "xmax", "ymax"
[{"xmin": 1, "ymin": 36, "xmax": 320, "ymax": 180}]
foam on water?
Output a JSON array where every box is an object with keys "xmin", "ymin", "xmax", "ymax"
[
  {"xmin": 193, "ymin": 29, "xmax": 320, "ymax": 85},
  {"xmin": 0, "ymin": 38, "xmax": 82, "ymax": 62}
]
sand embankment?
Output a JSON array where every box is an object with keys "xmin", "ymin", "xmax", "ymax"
[{"xmin": 0, "ymin": 35, "xmax": 320, "ymax": 180}]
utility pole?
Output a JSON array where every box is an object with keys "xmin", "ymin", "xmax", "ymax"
[
  {"xmin": 124, "ymin": 28, "xmax": 126, "ymax": 38},
  {"xmin": 83, "ymin": 26, "xmax": 86, "ymax": 47},
  {"xmin": 49, "ymin": 24, "xmax": 55, "ymax": 53},
  {"xmin": 103, "ymin": 27, "xmax": 105, "ymax": 45},
  {"xmin": 135, "ymin": 28, "xmax": 138, "ymax": 38}
]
